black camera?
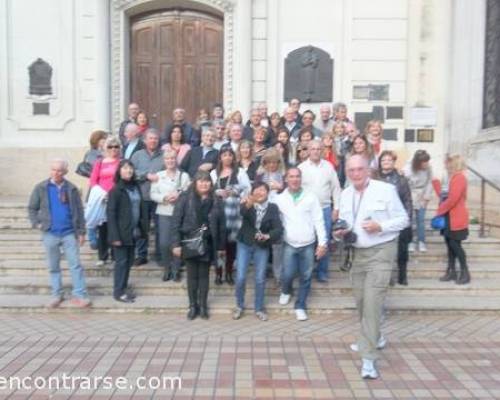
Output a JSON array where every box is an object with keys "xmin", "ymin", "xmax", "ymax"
[{"xmin": 333, "ymin": 219, "xmax": 357, "ymax": 246}]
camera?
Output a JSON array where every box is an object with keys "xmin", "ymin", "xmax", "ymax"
[{"xmin": 333, "ymin": 219, "xmax": 357, "ymax": 246}]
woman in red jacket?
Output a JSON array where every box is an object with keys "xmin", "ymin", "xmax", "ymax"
[{"xmin": 434, "ymin": 154, "xmax": 470, "ymax": 284}]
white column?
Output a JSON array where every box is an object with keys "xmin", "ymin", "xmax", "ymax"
[
  {"xmin": 95, "ymin": 0, "xmax": 111, "ymax": 130},
  {"xmin": 232, "ymin": 0, "xmax": 252, "ymax": 116}
]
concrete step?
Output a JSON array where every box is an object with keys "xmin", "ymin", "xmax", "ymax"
[
  {"xmin": 0, "ymin": 259, "xmax": 498, "ymax": 279},
  {"xmin": 0, "ymin": 275, "xmax": 496, "ymax": 297},
  {"xmin": 0, "ymin": 293, "xmax": 498, "ymax": 314}
]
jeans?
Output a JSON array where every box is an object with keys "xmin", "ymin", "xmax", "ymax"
[
  {"xmin": 157, "ymin": 215, "xmax": 180, "ymax": 273},
  {"xmin": 316, "ymin": 205, "xmax": 332, "ymax": 280},
  {"xmin": 272, "ymin": 243, "xmax": 283, "ymax": 281},
  {"xmin": 281, "ymin": 242, "xmax": 315, "ymax": 310},
  {"xmin": 113, "ymin": 245, "xmax": 135, "ymax": 298},
  {"xmin": 415, "ymin": 207, "xmax": 426, "ymax": 243},
  {"xmin": 136, "ymin": 200, "xmax": 159, "ymax": 261},
  {"xmin": 235, "ymin": 241, "xmax": 269, "ymax": 312},
  {"xmin": 42, "ymin": 232, "xmax": 88, "ymax": 298},
  {"xmin": 87, "ymin": 227, "xmax": 98, "ymax": 250},
  {"xmin": 445, "ymin": 237, "xmax": 467, "ymax": 270}
]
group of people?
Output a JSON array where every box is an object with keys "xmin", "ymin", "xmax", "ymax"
[{"xmin": 27, "ymin": 99, "xmax": 471, "ymax": 380}]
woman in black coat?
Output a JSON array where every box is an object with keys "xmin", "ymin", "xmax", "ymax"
[
  {"xmin": 171, "ymin": 171, "xmax": 226, "ymax": 320},
  {"xmin": 107, "ymin": 160, "xmax": 149, "ymax": 303},
  {"xmin": 377, "ymin": 151, "xmax": 413, "ymax": 285},
  {"xmin": 232, "ymin": 182, "xmax": 283, "ymax": 321}
]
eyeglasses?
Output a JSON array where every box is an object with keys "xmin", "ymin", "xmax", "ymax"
[{"xmin": 107, "ymin": 145, "xmax": 120, "ymax": 149}]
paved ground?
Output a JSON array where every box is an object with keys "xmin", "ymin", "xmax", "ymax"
[{"xmin": 0, "ymin": 313, "xmax": 500, "ymax": 399}]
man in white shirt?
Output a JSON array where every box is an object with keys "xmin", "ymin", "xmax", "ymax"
[
  {"xmin": 275, "ymin": 168, "xmax": 327, "ymax": 321},
  {"xmin": 299, "ymin": 140, "xmax": 341, "ymax": 282},
  {"xmin": 227, "ymin": 123, "xmax": 243, "ymax": 153},
  {"xmin": 335, "ymin": 155, "xmax": 409, "ymax": 379}
]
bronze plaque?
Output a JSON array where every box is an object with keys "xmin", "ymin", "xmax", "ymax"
[
  {"xmin": 417, "ymin": 129, "xmax": 434, "ymax": 142},
  {"xmin": 28, "ymin": 58, "xmax": 53, "ymax": 96},
  {"xmin": 284, "ymin": 46, "xmax": 333, "ymax": 103}
]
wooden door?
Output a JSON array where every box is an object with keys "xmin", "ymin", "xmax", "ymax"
[{"xmin": 131, "ymin": 10, "xmax": 223, "ymax": 130}]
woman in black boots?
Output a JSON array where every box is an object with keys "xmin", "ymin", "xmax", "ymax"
[
  {"xmin": 107, "ymin": 160, "xmax": 148, "ymax": 303},
  {"xmin": 171, "ymin": 171, "xmax": 226, "ymax": 319},
  {"xmin": 435, "ymin": 154, "xmax": 471, "ymax": 285},
  {"xmin": 377, "ymin": 151, "xmax": 413, "ymax": 285}
]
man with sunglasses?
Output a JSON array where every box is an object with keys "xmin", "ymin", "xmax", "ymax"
[{"xmin": 28, "ymin": 159, "xmax": 92, "ymax": 309}]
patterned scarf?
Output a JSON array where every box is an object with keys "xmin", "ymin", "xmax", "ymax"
[{"xmin": 254, "ymin": 201, "xmax": 269, "ymax": 230}]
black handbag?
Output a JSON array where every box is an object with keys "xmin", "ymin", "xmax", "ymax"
[
  {"xmin": 75, "ymin": 161, "xmax": 93, "ymax": 177},
  {"xmin": 181, "ymin": 225, "xmax": 208, "ymax": 259}
]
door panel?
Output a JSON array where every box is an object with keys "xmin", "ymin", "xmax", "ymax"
[{"xmin": 130, "ymin": 10, "xmax": 223, "ymax": 130}]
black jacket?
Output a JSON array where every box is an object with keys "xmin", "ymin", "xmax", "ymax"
[
  {"xmin": 171, "ymin": 189, "xmax": 226, "ymax": 261},
  {"xmin": 162, "ymin": 121, "xmax": 200, "ymax": 147},
  {"xmin": 122, "ymin": 139, "xmax": 145, "ymax": 160},
  {"xmin": 237, "ymin": 203, "xmax": 283, "ymax": 248},
  {"xmin": 107, "ymin": 181, "xmax": 149, "ymax": 246},
  {"xmin": 378, "ymin": 170, "xmax": 413, "ymax": 223},
  {"xmin": 180, "ymin": 146, "xmax": 219, "ymax": 178}
]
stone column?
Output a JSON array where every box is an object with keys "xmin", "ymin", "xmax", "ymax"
[{"xmin": 95, "ymin": 0, "xmax": 111, "ymax": 130}]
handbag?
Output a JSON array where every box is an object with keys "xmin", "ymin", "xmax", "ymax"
[
  {"xmin": 430, "ymin": 215, "xmax": 446, "ymax": 230},
  {"xmin": 75, "ymin": 161, "xmax": 93, "ymax": 177},
  {"xmin": 180, "ymin": 225, "xmax": 208, "ymax": 259}
]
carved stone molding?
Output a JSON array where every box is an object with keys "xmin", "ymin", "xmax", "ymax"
[{"xmin": 110, "ymin": 0, "xmax": 235, "ymax": 132}]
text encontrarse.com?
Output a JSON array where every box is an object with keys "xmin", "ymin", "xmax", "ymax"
[{"xmin": 0, "ymin": 375, "xmax": 182, "ymax": 391}]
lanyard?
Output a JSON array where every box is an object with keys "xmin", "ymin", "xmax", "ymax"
[{"xmin": 351, "ymin": 180, "xmax": 369, "ymax": 226}]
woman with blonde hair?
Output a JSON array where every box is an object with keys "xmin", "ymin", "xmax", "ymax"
[
  {"xmin": 237, "ymin": 140, "xmax": 259, "ymax": 182},
  {"xmin": 365, "ymin": 120, "xmax": 384, "ymax": 158},
  {"xmin": 321, "ymin": 131, "xmax": 338, "ymax": 170},
  {"xmin": 227, "ymin": 110, "xmax": 243, "ymax": 125},
  {"xmin": 434, "ymin": 154, "xmax": 470, "ymax": 284}
]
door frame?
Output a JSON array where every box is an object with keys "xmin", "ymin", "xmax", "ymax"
[{"xmin": 110, "ymin": 0, "xmax": 251, "ymax": 132}]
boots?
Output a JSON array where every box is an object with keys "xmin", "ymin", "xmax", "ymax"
[
  {"xmin": 199, "ymin": 297, "xmax": 209, "ymax": 319},
  {"xmin": 162, "ymin": 267, "xmax": 172, "ymax": 282},
  {"xmin": 439, "ymin": 264, "xmax": 457, "ymax": 282},
  {"xmin": 456, "ymin": 265, "xmax": 471, "ymax": 285},
  {"xmin": 225, "ymin": 270, "xmax": 234, "ymax": 285},
  {"xmin": 215, "ymin": 268, "xmax": 223, "ymax": 285},
  {"xmin": 187, "ymin": 304, "xmax": 199, "ymax": 320}
]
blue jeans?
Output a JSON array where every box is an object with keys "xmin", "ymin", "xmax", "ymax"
[
  {"xmin": 42, "ymin": 232, "xmax": 88, "ymax": 298},
  {"xmin": 136, "ymin": 200, "xmax": 159, "ymax": 261},
  {"xmin": 316, "ymin": 206, "xmax": 332, "ymax": 280},
  {"xmin": 415, "ymin": 208, "xmax": 426, "ymax": 243},
  {"xmin": 87, "ymin": 227, "xmax": 98, "ymax": 250},
  {"xmin": 235, "ymin": 241, "xmax": 269, "ymax": 312},
  {"xmin": 281, "ymin": 242, "xmax": 315, "ymax": 310}
]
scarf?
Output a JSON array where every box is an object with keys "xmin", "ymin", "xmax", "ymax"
[{"xmin": 254, "ymin": 201, "xmax": 269, "ymax": 230}]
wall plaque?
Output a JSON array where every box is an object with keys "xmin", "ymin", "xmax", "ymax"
[
  {"xmin": 387, "ymin": 106, "xmax": 403, "ymax": 119},
  {"xmin": 284, "ymin": 46, "xmax": 333, "ymax": 103},
  {"xmin": 383, "ymin": 128, "xmax": 398, "ymax": 141},
  {"xmin": 417, "ymin": 129, "xmax": 434, "ymax": 142},
  {"xmin": 352, "ymin": 84, "xmax": 389, "ymax": 101},
  {"xmin": 354, "ymin": 112, "xmax": 373, "ymax": 134},
  {"xmin": 405, "ymin": 129, "xmax": 416, "ymax": 142},
  {"xmin": 33, "ymin": 103, "xmax": 50, "ymax": 115},
  {"xmin": 28, "ymin": 58, "xmax": 53, "ymax": 96}
]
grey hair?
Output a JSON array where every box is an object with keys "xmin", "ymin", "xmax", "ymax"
[
  {"xmin": 144, "ymin": 128, "xmax": 160, "ymax": 137},
  {"xmin": 105, "ymin": 135, "xmax": 121, "ymax": 148},
  {"xmin": 332, "ymin": 102, "xmax": 347, "ymax": 113},
  {"xmin": 51, "ymin": 158, "xmax": 69, "ymax": 172}
]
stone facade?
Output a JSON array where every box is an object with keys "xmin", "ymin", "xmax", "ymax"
[{"xmin": 0, "ymin": 0, "xmax": 496, "ymax": 195}]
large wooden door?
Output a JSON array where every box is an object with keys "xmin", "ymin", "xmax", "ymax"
[{"xmin": 131, "ymin": 10, "xmax": 223, "ymax": 129}]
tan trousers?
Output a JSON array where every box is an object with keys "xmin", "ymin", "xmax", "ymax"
[{"xmin": 350, "ymin": 240, "xmax": 397, "ymax": 361}]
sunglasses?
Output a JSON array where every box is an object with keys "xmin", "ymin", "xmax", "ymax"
[{"xmin": 107, "ymin": 145, "xmax": 120, "ymax": 149}]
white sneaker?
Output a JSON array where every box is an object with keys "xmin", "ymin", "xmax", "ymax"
[
  {"xmin": 418, "ymin": 241, "xmax": 427, "ymax": 252},
  {"xmin": 350, "ymin": 336, "xmax": 387, "ymax": 352},
  {"xmin": 361, "ymin": 359, "xmax": 379, "ymax": 379},
  {"xmin": 295, "ymin": 309, "xmax": 308, "ymax": 321},
  {"xmin": 279, "ymin": 293, "xmax": 291, "ymax": 305},
  {"xmin": 95, "ymin": 260, "xmax": 105, "ymax": 267},
  {"xmin": 408, "ymin": 242, "xmax": 416, "ymax": 252}
]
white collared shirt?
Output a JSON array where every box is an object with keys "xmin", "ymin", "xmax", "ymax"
[
  {"xmin": 338, "ymin": 179, "xmax": 409, "ymax": 248},
  {"xmin": 275, "ymin": 188, "xmax": 327, "ymax": 248},
  {"xmin": 298, "ymin": 159, "xmax": 341, "ymax": 210}
]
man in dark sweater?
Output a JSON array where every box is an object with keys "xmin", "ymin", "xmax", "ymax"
[
  {"xmin": 180, "ymin": 128, "xmax": 219, "ymax": 178},
  {"xmin": 28, "ymin": 159, "xmax": 91, "ymax": 309}
]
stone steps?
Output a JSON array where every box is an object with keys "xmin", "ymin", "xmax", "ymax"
[
  {"xmin": 0, "ymin": 294, "xmax": 498, "ymax": 314},
  {"xmin": 0, "ymin": 275, "xmax": 496, "ymax": 297}
]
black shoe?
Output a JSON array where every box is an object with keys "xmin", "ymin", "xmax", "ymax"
[
  {"xmin": 215, "ymin": 270, "xmax": 223, "ymax": 285},
  {"xmin": 199, "ymin": 306, "xmax": 209, "ymax": 319},
  {"xmin": 114, "ymin": 294, "xmax": 135, "ymax": 303},
  {"xmin": 225, "ymin": 272, "xmax": 234, "ymax": 285},
  {"xmin": 187, "ymin": 306, "xmax": 199, "ymax": 320},
  {"xmin": 133, "ymin": 257, "xmax": 148, "ymax": 267},
  {"xmin": 398, "ymin": 277, "xmax": 408, "ymax": 286},
  {"xmin": 456, "ymin": 267, "xmax": 471, "ymax": 285},
  {"xmin": 172, "ymin": 271, "xmax": 181, "ymax": 282},
  {"xmin": 125, "ymin": 289, "xmax": 137, "ymax": 299},
  {"xmin": 162, "ymin": 270, "xmax": 172, "ymax": 282},
  {"xmin": 439, "ymin": 267, "xmax": 457, "ymax": 282}
]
